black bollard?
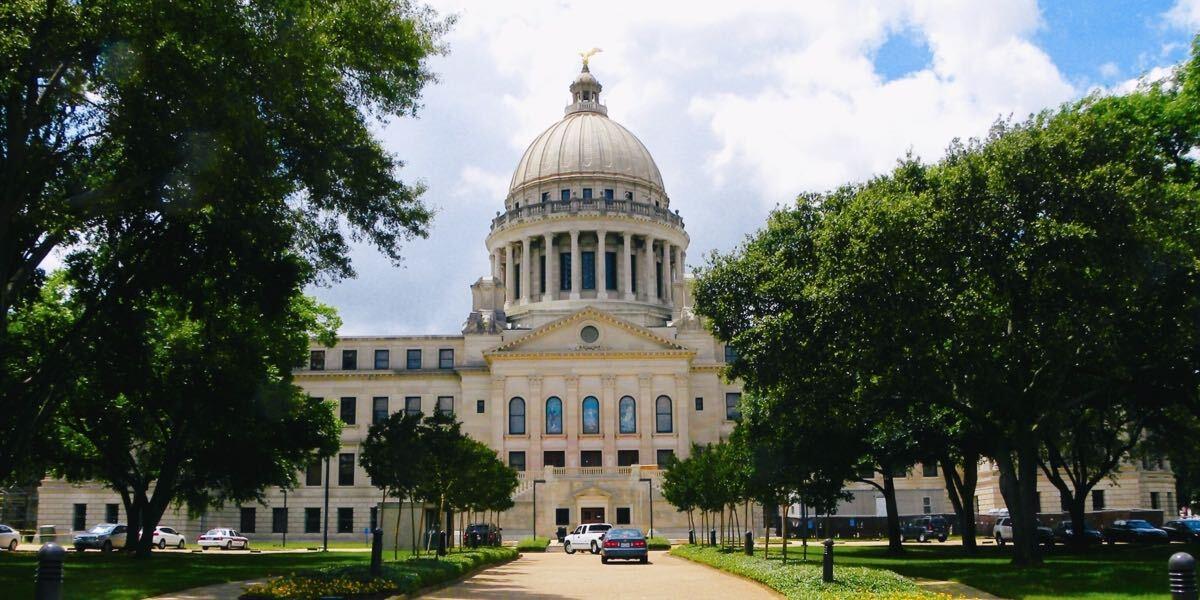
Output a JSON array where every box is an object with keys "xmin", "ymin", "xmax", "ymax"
[
  {"xmin": 1170, "ymin": 552, "xmax": 1197, "ymax": 600},
  {"xmin": 437, "ymin": 531, "xmax": 447, "ymax": 556},
  {"xmin": 688, "ymin": 529, "xmax": 696, "ymax": 545},
  {"xmin": 822, "ymin": 539, "xmax": 834, "ymax": 583},
  {"xmin": 35, "ymin": 542, "xmax": 65, "ymax": 600},
  {"xmin": 744, "ymin": 530, "xmax": 754, "ymax": 556},
  {"xmin": 709, "ymin": 528, "xmax": 717, "ymax": 546},
  {"xmin": 370, "ymin": 528, "xmax": 383, "ymax": 577}
]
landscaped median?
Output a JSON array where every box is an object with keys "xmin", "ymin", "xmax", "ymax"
[
  {"xmin": 669, "ymin": 545, "xmax": 939, "ymax": 600},
  {"xmin": 240, "ymin": 547, "xmax": 517, "ymax": 600},
  {"xmin": 516, "ymin": 536, "xmax": 551, "ymax": 552}
]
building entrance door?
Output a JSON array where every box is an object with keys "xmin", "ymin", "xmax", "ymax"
[{"xmin": 581, "ymin": 507, "xmax": 605, "ymax": 524}]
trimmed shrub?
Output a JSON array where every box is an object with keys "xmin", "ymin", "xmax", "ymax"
[
  {"xmin": 516, "ymin": 536, "xmax": 550, "ymax": 552},
  {"xmin": 647, "ymin": 536, "xmax": 671, "ymax": 550},
  {"xmin": 670, "ymin": 545, "xmax": 937, "ymax": 600}
]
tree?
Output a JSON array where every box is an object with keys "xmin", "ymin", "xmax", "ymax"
[
  {"xmin": 1, "ymin": 0, "xmax": 448, "ymax": 485},
  {"xmin": 360, "ymin": 411, "xmax": 427, "ymax": 557}
]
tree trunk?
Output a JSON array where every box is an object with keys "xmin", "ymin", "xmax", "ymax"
[
  {"xmin": 781, "ymin": 502, "xmax": 788, "ymax": 565},
  {"xmin": 882, "ymin": 474, "xmax": 904, "ymax": 554},
  {"xmin": 996, "ymin": 443, "xmax": 1043, "ymax": 566},
  {"xmin": 940, "ymin": 453, "xmax": 979, "ymax": 553},
  {"xmin": 1066, "ymin": 491, "xmax": 1088, "ymax": 548}
]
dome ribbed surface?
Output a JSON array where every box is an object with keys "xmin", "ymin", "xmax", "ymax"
[{"xmin": 508, "ymin": 112, "xmax": 665, "ymax": 194}]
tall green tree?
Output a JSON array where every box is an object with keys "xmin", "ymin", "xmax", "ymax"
[{"xmin": 359, "ymin": 410, "xmax": 427, "ymax": 556}]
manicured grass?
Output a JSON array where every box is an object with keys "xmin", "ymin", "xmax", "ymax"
[
  {"xmin": 647, "ymin": 536, "xmax": 671, "ymax": 550},
  {"xmin": 671, "ymin": 544, "xmax": 937, "ymax": 599},
  {"xmin": 516, "ymin": 536, "xmax": 550, "ymax": 552}
]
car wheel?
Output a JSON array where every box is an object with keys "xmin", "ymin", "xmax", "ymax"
[
  {"xmin": 640, "ymin": 556, "xmax": 648, "ymax": 564},
  {"xmin": 899, "ymin": 534, "xmax": 905, "ymax": 543},
  {"xmin": 918, "ymin": 533, "xmax": 927, "ymax": 543},
  {"xmin": 102, "ymin": 541, "xmax": 112, "ymax": 553},
  {"xmin": 938, "ymin": 535, "xmax": 946, "ymax": 543},
  {"xmin": 224, "ymin": 540, "xmax": 232, "ymax": 550},
  {"xmin": 178, "ymin": 540, "xmax": 185, "ymax": 549},
  {"xmin": 564, "ymin": 541, "xmax": 575, "ymax": 555},
  {"xmin": 995, "ymin": 534, "xmax": 1005, "ymax": 546},
  {"xmin": 8, "ymin": 539, "xmax": 17, "ymax": 551},
  {"xmin": 591, "ymin": 541, "xmax": 600, "ymax": 554},
  {"xmin": 243, "ymin": 542, "xmax": 249, "ymax": 550},
  {"xmin": 158, "ymin": 539, "xmax": 167, "ymax": 550},
  {"xmin": 200, "ymin": 546, "xmax": 206, "ymax": 551},
  {"xmin": 601, "ymin": 556, "xmax": 608, "ymax": 564}
]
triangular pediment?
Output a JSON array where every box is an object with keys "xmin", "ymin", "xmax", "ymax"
[{"xmin": 485, "ymin": 307, "xmax": 691, "ymax": 360}]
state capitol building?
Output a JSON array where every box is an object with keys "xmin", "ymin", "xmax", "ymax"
[{"xmin": 35, "ymin": 64, "xmax": 1176, "ymax": 542}]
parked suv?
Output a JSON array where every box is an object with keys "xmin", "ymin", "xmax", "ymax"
[
  {"xmin": 992, "ymin": 517, "xmax": 1054, "ymax": 547},
  {"xmin": 900, "ymin": 516, "xmax": 949, "ymax": 543},
  {"xmin": 73, "ymin": 523, "xmax": 128, "ymax": 552},
  {"xmin": 463, "ymin": 523, "xmax": 501, "ymax": 547},
  {"xmin": 1162, "ymin": 520, "xmax": 1200, "ymax": 543},
  {"xmin": 564, "ymin": 523, "xmax": 613, "ymax": 555},
  {"xmin": 1102, "ymin": 520, "xmax": 1168, "ymax": 544}
]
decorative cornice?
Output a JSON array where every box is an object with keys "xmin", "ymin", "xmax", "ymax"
[{"xmin": 294, "ymin": 370, "xmax": 462, "ymax": 381}]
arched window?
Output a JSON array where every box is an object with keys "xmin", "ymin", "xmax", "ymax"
[
  {"xmin": 655, "ymin": 395, "xmax": 673, "ymax": 433},
  {"xmin": 582, "ymin": 396, "xmax": 600, "ymax": 434},
  {"xmin": 545, "ymin": 397, "xmax": 563, "ymax": 435},
  {"xmin": 619, "ymin": 396, "xmax": 637, "ymax": 434},
  {"xmin": 508, "ymin": 397, "xmax": 525, "ymax": 435}
]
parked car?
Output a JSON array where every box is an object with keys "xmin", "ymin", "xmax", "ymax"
[
  {"xmin": 1103, "ymin": 520, "xmax": 1169, "ymax": 544},
  {"xmin": 563, "ymin": 523, "xmax": 613, "ymax": 555},
  {"xmin": 149, "ymin": 526, "xmax": 186, "ymax": 549},
  {"xmin": 197, "ymin": 528, "xmax": 249, "ymax": 550},
  {"xmin": 1051, "ymin": 521, "xmax": 1103, "ymax": 545},
  {"xmin": 0, "ymin": 524, "xmax": 19, "ymax": 551},
  {"xmin": 992, "ymin": 517, "xmax": 1054, "ymax": 547},
  {"xmin": 73, "ymin": 523, "xmax": 128, "ymax": 552},
  {"xmin": 463, "ymin": 523, "xmax": 501, "ymax": 547},
  {"xmin": 600, "ymin": 528, "xmax": 648, "ymax": 564},
  {"xmin": 1162, "ymin": 520, "xmax": 1200, "ymax": 543},
  {"xmin": 899, "ymin": 516, "xmax": 949, "ymax": 543}
]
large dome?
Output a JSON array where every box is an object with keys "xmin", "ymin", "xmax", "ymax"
[{"xmin": 508, "ymin": 111, "xmax": 665, "ymax": 195}]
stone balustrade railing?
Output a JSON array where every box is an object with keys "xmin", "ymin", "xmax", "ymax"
[{"xmin": 490, "ymin": 198, "xmax": 684, "ymax": 231}]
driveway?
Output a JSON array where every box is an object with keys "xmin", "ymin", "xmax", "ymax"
[{"xmin": 423, "ymin": 551, "xmax": 780, "ymax": 599}]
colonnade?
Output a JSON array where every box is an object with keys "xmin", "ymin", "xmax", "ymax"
[{"xmin": 491, "ymin": 230, "xmax": 685, "ymax": 308}]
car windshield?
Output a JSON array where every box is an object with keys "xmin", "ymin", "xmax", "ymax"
[
  {"xmin": 1127, "ymin": 520, "xmax": 1153, "ymax": 528},
  {"xmin": 88, "ymin": 525, "xmax": 115, "ymax": 534},
  {"xmin": 606, "ymin": 529, "xmax": 643, "ymax": 539}
]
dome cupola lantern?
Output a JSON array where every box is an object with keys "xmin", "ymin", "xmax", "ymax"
[{"xmin": 567, "ymin": 48, "xmax": 606, "ymax": 116}]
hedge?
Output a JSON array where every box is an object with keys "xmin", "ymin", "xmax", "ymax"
[
  {"xmin": 240, "ymin": 547, "xmax": 517, "ymax": 600},
  {"xmin": 516, "ymin": 536, "xmax": 550, "ymax": 552},
  {"xmin": 647, "ymin": 536, "xmax": 671, "ymax": 550},
  {"xmin": 669, "ymin": 545, "xmax": 937, "ymax": 600}
]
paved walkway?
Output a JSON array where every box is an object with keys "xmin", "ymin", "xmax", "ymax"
[
  {"xmin": 144, "ymin": 579, "xmax": 264, "ymax": 600},
  {"xmin": 423, "ymin": 551, "xmax": 781, "ymax": 600}
]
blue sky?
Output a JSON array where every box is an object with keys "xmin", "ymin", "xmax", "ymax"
[{"xmin": 310, "ymin": 0, "xmax": 1200, "ymax": 335}]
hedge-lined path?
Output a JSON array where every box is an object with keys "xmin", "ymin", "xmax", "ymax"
[
  {"xmin": 423, "ymin": 551, "xmax": 781, "ymax": 599},
  {"xmin": 144, "ymin": 579, "xmax": 264, "ymax": 600}
]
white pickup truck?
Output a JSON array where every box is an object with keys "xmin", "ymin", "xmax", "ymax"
[{"xmin": 564, "ymin": 523, "xmax": 613, "ymax": 555}]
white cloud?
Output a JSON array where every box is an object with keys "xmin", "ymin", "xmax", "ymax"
[
  {"xmin": 1099, "ymin": 61, "xmax": 1120, "ymax": 78},
  {"xmin": 1166, "ymin": 0, "xmax": 1200, "ymax": 29}
]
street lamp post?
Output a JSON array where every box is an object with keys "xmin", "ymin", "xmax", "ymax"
[
  {"xmin": 323, "ymin": 457, "xmax": 330, "ymax": 552},
  {"xmin": 639, "ymin": 478, "xmax": 654, "ymax": 537},
  {"xmin": 282, "ymin": 489, "xmax": 287, "ymax": 549},
  {"xmin": 531, "ymin": 479, "xmax": 546, "ymax": 539}
]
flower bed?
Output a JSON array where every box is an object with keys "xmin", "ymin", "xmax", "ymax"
[
  {"xmin": 240, "ymin": 547, "xmax": 517, "ymax": 600},
  {"xmin": 669, "ymin": 545, "xmax": 939, "ymax": 600},
  {"xmin": 515, "ymin": 536, "xmax": 550, "ymax": 552}
]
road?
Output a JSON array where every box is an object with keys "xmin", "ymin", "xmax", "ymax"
[{"xmin": 423, "ymin": 551, "xmax": 781, "ymax": 600}]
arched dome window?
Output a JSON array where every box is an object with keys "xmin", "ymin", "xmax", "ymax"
[
  {"xmin": 508, "ymin": 397, "xmax": 526, "ymax": 435},
  {"xmin": 655, "ymin": 395, "xmax": 673, "ymax": 433},
  {"xmin": 619, "ymin": 396, "xmax": 636, "ymax": 434},
  {"xmin": 546, "ymin": 397, "xmax": 563, "ymax": 435},
  {"xmin": 582, "ymin": 396, "xmax": 600, "ymax": 434}
]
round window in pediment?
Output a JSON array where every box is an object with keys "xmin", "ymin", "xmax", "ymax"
[{"xmin": 580, "ymin": 325, "xmax": 600, "ymax": 344}]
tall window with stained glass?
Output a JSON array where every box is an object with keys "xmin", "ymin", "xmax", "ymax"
[
  {"xmin": 582, "ymin": 397, "xmax": 600, "ymax": 434},
  {"xmin": 545, "ymin": 397, "xmax": 563, "ymax": 435},
  {"xmin": 619, "ymin": 396, "xmax": 636, "ymax": 434}
]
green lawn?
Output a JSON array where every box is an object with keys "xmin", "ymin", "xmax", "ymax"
[{"xmin": 757, "ymin": 541, "xmax": 1190, "ymax": 599}]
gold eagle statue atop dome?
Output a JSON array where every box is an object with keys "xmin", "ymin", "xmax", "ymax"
[{"xmin": 579, "ymin": 47, "xmax": 602, "ymax": 68}]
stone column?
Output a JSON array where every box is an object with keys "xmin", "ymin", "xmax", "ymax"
[
  {"xmin": 569, "ymin": 230, "xmax": 582, "ymax": 300},
  {"xmin": 597, "ymin": 230, "xmax": 608, "ymax": 300},
  {"xmin": 491, "ymin": 249, "xmax": 500, "ymax": 280},
  {"xmin": 622, "ymin": 231, "xmax": 634, "ymax": 300},
  {"xmin": 674, "ymin": 374, "xmax": 690, "ymax": 459},
  {"xmin": 663, "ymin": 242, "xmax": 673, "ymax": 304},
  {"xmin": 504, "ymin": 243, "xmax": 515, "ymax": 307},
  {"xmin": 565, "ymin": 375, "xmax": 580, "ymax": 466},
  {"xmin": 543, "ymin": 233, "xmax": 555, "ymax": 302},
  {"xmin": 638, "ymin": 374, "xmax": 653, "ymax": 463},
  {"xmin": 491, "ymin": 376, "xmax": 506, "ymax": 452},
  {"xmin": 521, "ymin": 237, "xmax": 532, "ymax": 304},
  {"xmin": 529, "ymin": 376, "xmax": 543, "ymax": 470},
  {"xmin": 642, "ymin": 236, "xmax": 655, "ymax": 303},
  {"xmin": 601, "ymin": 375, "xmax": 617, "ymax": 466}
]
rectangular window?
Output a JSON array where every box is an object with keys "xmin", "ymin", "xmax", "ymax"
[
  {"xmin": 337, "ymin": 508, "xmax": 354, "ymax": 534},
  {"xmin": 406, "ymin": 349, "xmax": 422, "ymax": 369},
  {"xmin": 580, "ymin": 450, "xmax": 602, "ymax": 467},
  {"xmin": 725, "ymin": 392, "xmax": 742, "ymax": 421},
  {"xmin": 544, "ymin": 450, "xmax": 565, "ymax": 467},
  {"xmin": 73, "ymin": 504, "xmax": 86, "ymax": 531},
  {"xmin": 582, "ymin": 188, "xmax": 593, "ymax": 199},
  {"xmin": 374, "ymin": 349, "xmax": 389, "ymax": 370},
  {"xmin": 605, "ymin": 252, "xmax": 617, "ymax": 290},
  {"xmin": 305, "ymin": 461, "xmax": 322, "ymax": 486},
  {"xmin": 1168, "ymin": 492, "xmax": 1175, "ymax": 512},
  {"xmin": 541, "ymin": 192, "xmax": 549, "ymax": 203},
  {"xmin": 922, "ymin": 497, "xmax": 932, "ymax": 515},
  {"xmin": 630, "ymin": 261, "xmax": 637, "ymax": 293},
  {"xmin": 339, "ymin": 397, "xmax": 356, "ymax": 424},
  {"xmin": 1092, "ymin": 489, "xmax": 1106, "ymax": 511},
  {"xmin": 338, "ymin": 453, "xmax": 355, "ymax": 486},
  {"xmin": 1151, "ymin": 491, "xmax": 1161, "ymax": 509},
  {"xmin": 560, "ymin": 189, "xmax": 570, "ymax": 201},
  {"xmin": 272, "ymin": 508, "xmax": 288, "ymax": 534},
  {"xmin": 656, "ymin": 261, "xmax": 663, "ymax": 298},
  {"xmin": 509, "ymin": 451, "xmax": 526, "ymax": 472},
  {"xmin": 581, "ymin": 251, "xmax": 596, "ymax": 290},
  {"xmin": 439, "ymin": 349, "xmax": 454, "ymax": 369},
  {"xmin": 539, "ymin": 254, "xmax": 546, "ymax": 293},
  {"xmin": 556, "ymin": 508, "xmax": 570, "ymax": 526},
  {"xmin": 889, "ymin": 464, "xmax": 909, "ymax": 478},
  {"xmin": 372, "ymin": 397, "xmax": 388, "ymax": 424},
  {"xmin": 310, "ymin": 350, "xmax": 325, "ymax": 370},
  {"xmin": 304, "ymin": 508, "xmax": 320, "ymax": 534},
  {"xmin": 656, "ymin": 449, "xmax": 675, "ymax": 466},
  {"xmin": 724, "ymin": 345, "xmax": 738, "ymax": 364},
  {"xmin": 405, "ymin": 396, "xmax": 421, "ymax": 416},
  {"xmin": 616, "ymin": 507, "xmax": 631, "ymax": 525},
  {"xmin": 694, "ymin": 397, "xmax": 703, "ymax": 411},
  {"xmin": 922, "ymin": 463, "xmax": 938, "ymax": 477},
  {"xmin": 105, "ymin": 503, "xmax": 118, "ymax": 524},
  {"xmin": 975, "ymin": 496, "xmax": 980, "ymax": 513},
  {"xmin": 240, "ymin": 507, "xmax": 257, "ymax": 533},
  {"xmin": 514, "ymin": 263, "xmax": 520, "ymax": 298},
  {"xmin": 342, "ymin": 350, "xmax": 357, "ymax": 370},
  {"xmin": 370, "ymin": 506, "xmax": 378, "ymax": 531},
  {"xmin": 617, "ymin": 450, "xmax": 640, "ymax": 467},
  {"xmin": 476, "ymin": 399, "xmax": 486, "ymax": 414},
  {"xmin": 559, "ymin": 252, "xmax": 572, "ymax": 290},
  {"xmin": 603, "ymin": 188, "xmax": 614, "ymax": 200},
  {"xmin": 437, "ymin": 396, "xmax": 454, "ymax": 416}
]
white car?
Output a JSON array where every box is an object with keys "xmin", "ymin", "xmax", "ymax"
[
  {"xmin": 0, "ymin": 524, "xmax": 19, "ymax": 551},
  {"xmin": 150, "ymin": 526, "xmax": 186, "ymax": 549},
  {"xmin": 197, "ymin": 528, "xmax": 249, "ymax": 550},
  {"xmin": 564, "ymin": 523, "xmax": 613, "ymax": 555}
]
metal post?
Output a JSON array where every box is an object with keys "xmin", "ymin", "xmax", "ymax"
[
  {"xmin": 35, "ymin": 542, "xmax": 65, "ymax": 600},
  {"xmin": 709, "ymin": 528, "xmax": 717, "ymax": 546},
  {"xmin": 370, "ymin": 528, "xmax": 383, "ymax": 577},
  {"xmin": 282, "ymin": 489, "xmax": 287, "ymax": 549},
  {"xmin": 822, "ymin": 538, "xmax": 834, "ymax": 583},
  {"xmin": 688, "ymin": 529, "xmax": 695, "ymax": 545},
  {"xmin": 744, "ymin": 530, "xmax": 754, "ymax": 555},
  {"xmin": 323, "ymin": 457, "xmax": 330, "ymax": 552},
  {"xmin": 1170, "ymin": 552, "xmax": 1197, "ymax": 600}
]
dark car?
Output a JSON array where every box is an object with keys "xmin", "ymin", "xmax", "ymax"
[
  {"xmin": 1103, "ymin": 520, "xmax": 1169, "ymax": 544},
  {"xmin": 1051, "ymin": 522, "xmax": 1103, "ymax": 545},
  {"xmin": 463, "ymin": 523, "xmax": 501, "ymax": 548},
  {"xmin": 1162, "ymin": 520, "xmax": 1200, "ymax": 543},
  {"xmin": 899, "ymin": 516, "xmax": 949, "ymax": 543},
  {"xmin": 600, "ymin": 528, "xmax": 648, "ymax": 564}
]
